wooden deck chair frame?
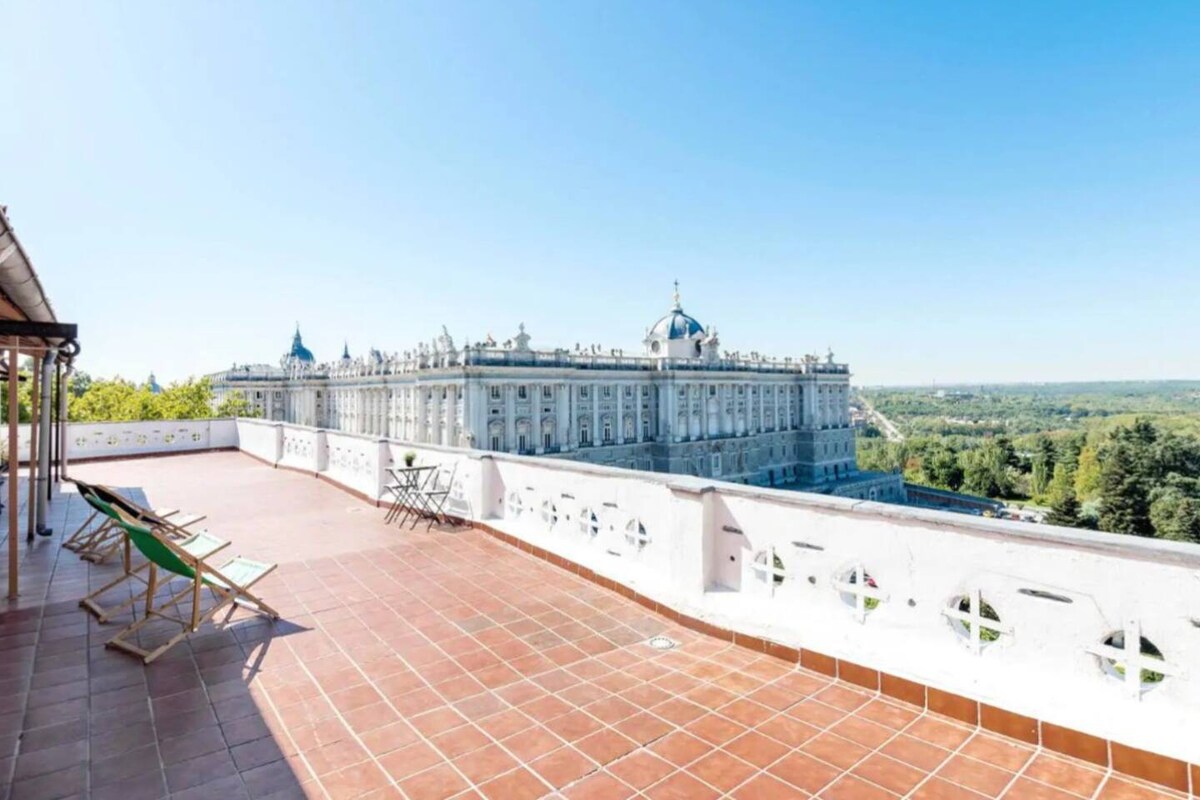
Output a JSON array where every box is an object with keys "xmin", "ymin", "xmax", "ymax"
[
  {"xmin": 78, "ymin": 493, "xmax": 229, "ymax": 623},
  {"xmin": 74, "ymin": 483, "xmax": 203, "ymax": 565},
  {"xmin": 62, "ymin": 479, "xmax": 128, "ymax": 553},
  {"xmin": 99, "ymin": 503, "xmax": 279, "ymax": 664}
]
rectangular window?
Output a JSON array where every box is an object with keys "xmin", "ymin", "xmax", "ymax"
[
  {"xmin": 641, "ymin": 386, "xmax": 648, "ymax": 396},
  {"xmin": 518, "ymin": 433, "xmax": 527, "ymax": 452},
  {"xmin": 708, "ymin": 386, "xmax": 716, "ymax": 396},
  {"xmin": 544, "ymin": 432, "xmax": 552, "ymax": 450},
  {"xmin": 603, "ymin": 422, "xmax": 612, "ymax": 443},
  {"xmin": 491, "ymin": 435, "xmax": 501, "ymax": 451},
  {"xmin": 603, "ymin": 386, "xmax": 611, "ymax": 398},
  {"xmin": 490, "ymin": 386, "xmax": 500, "ymax": 400},
  {"xmin": 517, "ymin": 386, "xmax": 527, "ymax": 400},
  {"xmin": 581, "ymin": 427, "xmax": 590, "ymax": 445},
  {"xmin": 542, "ymin": 385, "xmax": 552, "ymax": 399},
  {"xmin": 642, "ymin": 421, "xmax": 650, "ymax": 439},
  {"xmin": 580, "ymin": 386, "xmax": 589, "ymax": 398},
  {"xmin": 624, "ymin": 386, "xmax": 632, "ymax": 397},
  {"xmin": 711, "ymin": 453, "xmax": 722, "ymax": 476}
]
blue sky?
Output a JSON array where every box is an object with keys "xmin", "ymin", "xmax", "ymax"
[{"xmin": 2, "ymin": 1, "xmax": 1198, "ymax": 386}]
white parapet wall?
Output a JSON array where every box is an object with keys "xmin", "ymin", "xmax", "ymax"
[
  {"xmin": 13, "ymin": 418, "xmax": 239, "ymax": 462},
  {"xmin": 223, "ymin": 419, "xmax": 1192, "ymax": 765},
  {"xmin": 35, "ymin": 417, "xmax": 1194, "ymax": 769}
]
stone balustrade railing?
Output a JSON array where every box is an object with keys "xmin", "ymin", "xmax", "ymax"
[{"xmin": 232, "ymin": 418, "xmax": 1200, "ymax": 773}]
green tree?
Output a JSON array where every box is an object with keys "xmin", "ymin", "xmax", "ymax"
[
  {"xmin": 1074, "ymin": 445, "xmax": 1102, "ymax": 502},
  {"xmin": 156, "ymin": 378, "xmax": 216, "ymax": 419},
  {"xmin": 1030, "ymin": 435, "xmax": 1056, "ymax": 497},
  {"xmin": 214, "ymin": 390, "xmax": 261, "ymax": 418},
  {"xmin": 68, "ymin": 375, "xmax": 222, "ymax": 422},
  {"xmin": 68, "ymin": 370, "xmax": 93, "ymax": 398},
  {"xmin": 961, "ymin": 440, "xmax": 1015, "ymax": 498},
  {"xmin": 1045, "ymin": 463, "xmax": 1079, "ymax": 527},
  {"xmin": 925, "ymin": 444, "xmax": 964, "ymax": 490},
  {"xmin": 1148, "ymin": 486, "xmax": 1200, "ymax": 543},
  {"xmin": 1097, "ymin": 440, "xmax": 1153, "ymax": 536},
  {"xmin": 68, "ymin": 378, "xmax": 146, "ymax": 422}
]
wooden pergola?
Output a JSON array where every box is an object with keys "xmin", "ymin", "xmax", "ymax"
[
  {"xmin": 1, "ymin": 204, "xmax": 80, "ymax": 600},
  {"xmin": 0, "ymin": 322, "xmax": 79, "ymax": 599}
]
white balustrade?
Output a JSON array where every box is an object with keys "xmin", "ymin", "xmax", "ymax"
[
  {"xmin": 11, "ymin": 419, "xmax": 238, "ymax": 462},
  {"xmin": 53, "ymin": 418, "xmax": 1196, "ymax": 766},
  {"xmin": 301, "ymin": 422, "xmax": 1200, "ymax": 764}
]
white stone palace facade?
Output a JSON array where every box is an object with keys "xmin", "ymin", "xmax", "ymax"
[{"xmin": 209, "ymin": 290, "xmax": 903, "ymax": 501}]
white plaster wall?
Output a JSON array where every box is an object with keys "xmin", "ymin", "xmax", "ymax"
[
  {"xmin": 235, "ymin": 419, "xmax": 282, "ymax": 464},
  {"xmin": 278, "ymin": 425, "xmax": 322, "ymax": 473},
  {"xmin": 322, "ymin": 430, "xmax": 386, "ymax": 500},
  {"xmin": 15, "ymin": 419, "xmax": 239, "ymax": 461}
]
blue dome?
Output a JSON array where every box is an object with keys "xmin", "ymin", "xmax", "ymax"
[
  {"xmin": 289, "ymin": 328, "xmax": 315, "ymax": 363},
  {"xmin": 650, "ymin": 310, "xmax": 705, "ymax": 339}
]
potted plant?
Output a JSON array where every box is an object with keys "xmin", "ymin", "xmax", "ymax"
[{"xmin": 403, "ymin": 451, "xmax": 416, "ymax": 467}]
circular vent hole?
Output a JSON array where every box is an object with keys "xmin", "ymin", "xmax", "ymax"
[{"xmin": 1099, "ymin": 632, "xmax": 1167, "ymax": 686}]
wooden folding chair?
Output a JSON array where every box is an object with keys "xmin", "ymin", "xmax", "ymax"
[
  {"xmin": 71, "ymin": 482, "xmax": 204, "ymax": 565},
  {"xmin": 97, "ymin": 502, "xmax": 280, "ymax": 664},
  {"xmin": 76, "ymin": 489, "xmax": 231, "ymax": 623}
]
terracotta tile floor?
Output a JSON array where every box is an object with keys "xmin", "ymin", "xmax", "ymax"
[{"xmin": 0, "ymin": 452, "xmax": 1190, "ymax": 799}]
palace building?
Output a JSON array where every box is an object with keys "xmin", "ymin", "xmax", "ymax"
[{"xmin": 209, "ymin": 288, "xmax": 903, "ymax": 501}]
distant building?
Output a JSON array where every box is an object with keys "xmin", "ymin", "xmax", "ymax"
[{"xmin": 209, "ymin": 288, "xmax": 903, "ymax": 501}]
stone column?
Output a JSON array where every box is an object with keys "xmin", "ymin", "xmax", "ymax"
[
  {"xmin": 634, "ymin": 385, "xmax": 643, "ymax": 443},
  {"xmin": 505, "ymin": 384, "xmax": 516, "ymax": 452},
  {"xmin": 415, "ymin": 385, "xmax": 427, "ymax": 443},
  {"xmin": 446, "ymin": 384, "xmax": 457, "ymax": 446},
  {"xmin": 532, "ymin": 384, "xmax": 542, "ymax": 453},
  {"xmin": 619, "ymin": 383, "xmax": 628, "ymax": 443},
  {"xmin": 592, "ymin": 383, "xmax": 600, "ymax": 446},
  {"xmin": 758, "ymin": 385, "xmax": 765, "ymax": 433},
  {"xmin": 556, "ymin": 383, "xmax": 569, "ymax": 450}
]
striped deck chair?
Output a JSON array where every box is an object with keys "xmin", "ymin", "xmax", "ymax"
[{"xmin": 97, "ymin": 501, "xmax": 280, "ymax": 664}]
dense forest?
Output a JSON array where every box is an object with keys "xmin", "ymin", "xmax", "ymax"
[{"xmin": 857, "ymin": 382, "xmax": 1200, "ymax": 543}]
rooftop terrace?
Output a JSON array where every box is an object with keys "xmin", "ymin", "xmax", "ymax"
[{"xmin": 0, "ymin": 448, "xmax": 1194, "ymax": 800}]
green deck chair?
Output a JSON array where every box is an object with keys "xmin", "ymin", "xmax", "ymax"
[
  {"xmin": 65, "ymin": 480, "xmax": 204, "ymax": 564},
  {"xmin": 97, "ymin": 500, "xmax": 280, "ymax": 664},
  {"xmin": 76, "ymin": 485, "xmax": 230, "ymax": 623}
]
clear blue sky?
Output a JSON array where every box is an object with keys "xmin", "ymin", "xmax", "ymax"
[{"xmin": 3, "ymin": 1, "xmax": 1198, "ymax": 386}]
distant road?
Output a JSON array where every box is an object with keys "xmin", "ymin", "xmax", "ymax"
[{"xmin": 858, "ymin": 395, "xmax": 905, "ymax": 443}]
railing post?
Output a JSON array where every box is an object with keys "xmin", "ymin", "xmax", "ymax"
[
  {"xmin": 475, "ymin": 454, "xmax": 498, "ymax": 522},
  {"xmin": 271, "ymin": 423, "xmax": 283, "ymax": 465},
  {"xmin": 314, "ymin": 429, "xmax": 328, "ymax": 473},
  {"xmin": 373, "ymin": 439, "xmax": 390, "ymax": 504},
  {"xmin": 667, "ymin": 482, "xmax": 711, "ymax": 599}
]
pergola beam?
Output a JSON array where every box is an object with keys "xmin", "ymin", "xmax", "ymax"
[{"xmin": 0, "ymin": 321, "xmax": 78, "ymax": 340}]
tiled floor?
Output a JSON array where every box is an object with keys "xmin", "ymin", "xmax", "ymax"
[{"xmin": 0, "ymin": 452, "xmax": 1191, "ymax": 799}]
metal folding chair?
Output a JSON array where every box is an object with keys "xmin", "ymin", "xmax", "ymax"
[{"xmin": 409, "ymin": 463, "xmax": 458, "ymax": 531}]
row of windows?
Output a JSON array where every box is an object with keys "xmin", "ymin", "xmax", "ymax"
[{"xmin": 489, "ymin": 384, "xmax": 655, "ymax": 401}]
